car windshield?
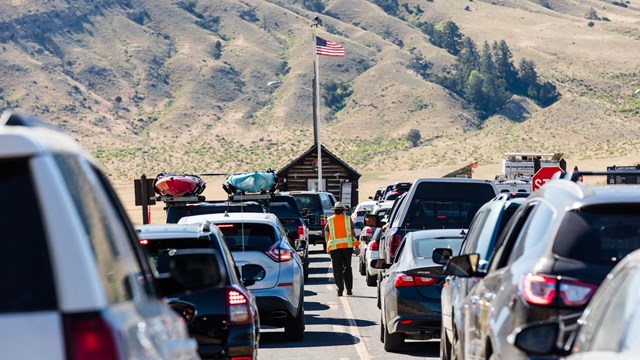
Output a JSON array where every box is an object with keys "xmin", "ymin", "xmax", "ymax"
[
  {"xmin": 269, "ymin": 202, "xmax": 298, "ymax": 218},
  {"xmin": 403, "ymin": 182, "xmax": 497, "ymax": 229},
  {"xmin": 413, "ymin": 237, "xmax": 464, "ymax": 258},
  {"xmin": 292, "ymin": 194, "xmax": 320, "ymax": 210},
  {"xmin": 553, "ymin": 204, "xmax": 640, "ymax": 266},
  {"xmin": 216, "ymin": 223, "xmax": 277, "ymax": 252}
]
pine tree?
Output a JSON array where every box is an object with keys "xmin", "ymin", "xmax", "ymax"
[
  {"xmin": 517, "ymin": 59, "xmax": 538, "ymax": 94},
  {"xmin": 493, "ymin": 40, "xmax": 518, "ymax": 89},
  {"xmin": 480, "ymin": 42, "xmax": 496, "ymax": 77}
]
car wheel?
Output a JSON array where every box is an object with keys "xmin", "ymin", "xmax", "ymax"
[
  {"xmin": 440, "ymin": 324, "xmax": 452, "ymax": 360},
  {"xmin": 284, "ymin": 302, "xmax": 305, "ymax": 341},
  {"xmin": 366, "ymin": 271, "xmax": 377, "ymax": 287},
  {"xmin": 376, "ymin": 279, "xmax": 381, "ymax": 309},
  {"xmin": 304, "ymin": 255, "xmax": 310, "ymax": 282},
  {"xmin": 383, "ymin": 321, "xmax": 404, "ymax": 352},
  {"xmin": 380, "ymin": 315, "xmax": 385, "ymax": 343},
  {"xmin": 359, "ymin": 258, "xmax": 366, "ymax": 276}
]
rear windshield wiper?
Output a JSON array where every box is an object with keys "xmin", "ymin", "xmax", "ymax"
[{"xmin": 228, "ymin": 245, "xmax": 258, "ymax": 250}]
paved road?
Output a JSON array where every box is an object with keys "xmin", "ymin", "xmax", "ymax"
[{"xmin": 258, "ymin": 244, "xmax": 440, "ymax": 360}]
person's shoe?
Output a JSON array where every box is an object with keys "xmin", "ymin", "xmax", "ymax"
[
  {"xmin": 347, "ymin": 290, "xmax": 353, "ymax": 296},
  {"xmin": 337, "ymin": 291, "xmax": 343, "ymax": 297}
]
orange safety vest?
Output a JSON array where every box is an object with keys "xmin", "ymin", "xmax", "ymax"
[{"xmin": 326, "ymin": 214, "xmax": 360, "ymax": 252}]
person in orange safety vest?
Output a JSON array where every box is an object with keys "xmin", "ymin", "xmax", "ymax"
[{"xmin": 324, "ymin": 202, "xmax": 360, "ymax": 296}]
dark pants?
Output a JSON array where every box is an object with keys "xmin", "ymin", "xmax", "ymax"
[{"xmin": 330, "ymin": 248, "xmax": 353, "ymax": 293}]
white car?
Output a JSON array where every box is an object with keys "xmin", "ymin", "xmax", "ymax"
[
  {"xmin": 351, "ymin": 200, "xmax": 376, "ymax": 237},
  {"xmin": 0, "ymin": 111, "xmax": 198, "ymax": 359},
  {"xmin": 179, "ymin": 212, "xmax": 306, "ymax": 341}
]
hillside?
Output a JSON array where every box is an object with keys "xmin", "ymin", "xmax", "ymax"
[{"xmin": 0, "ymin": 0, "xmax": 639, "ymax": 181}]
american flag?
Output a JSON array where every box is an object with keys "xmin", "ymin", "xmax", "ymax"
[{"xmin": 316, "ymin": 36, "xmax": 345, "ymax": 57}]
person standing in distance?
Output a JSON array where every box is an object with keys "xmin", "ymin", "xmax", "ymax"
[{"xmin": 325, "ymin": 202, "xmax": 360, "ymax": 296}]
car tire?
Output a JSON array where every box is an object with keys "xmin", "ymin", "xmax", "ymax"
[
  {"xmin": 383, "ymin": 321, "xmax": 404, "ymax": 352},
  {"xmin": 376, "ymin": 279, "xmax": 381, "ymax": 309},
  {"xmin": 380, "ymin": 315, "xmax": 385, "ymax": 343},
  {"xmin": 284, "ymin": 302, "xmax": 305, "ymax": 342},
  {"xmin": 322, "ymin": 241, "xmax": 327, "ymax": 252},
  {"xmin": 440, "ymin": 324, "xmax": 452, "ymax": 360},
  {"xmin": 304, "ymin": 255, "xmax": 310, "ymax": 282},
  {"xmin": 359, "ymin": 259, "xmax": 366, "ymax": 276},
  {"xmin": 366, "ymin": 272, "xmax": 377, "ymax": 287}
]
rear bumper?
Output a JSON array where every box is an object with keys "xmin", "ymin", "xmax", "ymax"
[
  {"xmin": 255, "ymin": 295, "xmax": 297, "ymax": 327},
  {"xmin": 308, "ymin": 230, "xmax": 324, "ymax": 243},
  {"xmin": 194, "ymin": 323, "xmax": 257, "ymax": 359},
  {"xmin": 388, "ymin": 313, "xmax": 442, "ymax": 339}
]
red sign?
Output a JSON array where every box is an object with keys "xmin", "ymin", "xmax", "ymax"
[{"xmin": 532, "ymin": 166, "xmax": 564, "ymax": 192}]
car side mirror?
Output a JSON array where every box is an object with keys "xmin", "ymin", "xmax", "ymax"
[
  {"xmin": 371, "ymin": 258, "xmax": 391, "ymax": 269},
  {"xmin": 443, "ymin": 253, "xmax": 483, "ymax": 277},
  {"xmin": 156, "ymin": 249, "xmax": 225, "ymax": 297},
  {"xmin": 296, "ymin": 245, "xmax": 306, "ymax": 252},
  {"xmin": 509, "ymin": 322, "xmax": 564, "ymax": 356},
  {"xmin": 368, "ymin": 196, "xmax": 373, "ymax": 200},
  {"xmin": 364, "ymin": 213, "xmax": 382, "ymax": 227},
  {"xmin": 432, "ymin": 248, "xmax": 454, "ymax": 265},
  {"xmin": 242, "ymin": 264, "xmax": 266, "ymax": 287}
]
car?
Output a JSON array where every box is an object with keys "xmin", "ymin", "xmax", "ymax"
[
  {"xmin": 374, "ymin": 229, "xmax": 466, "ymax": 352},
  {"xmin": 383, "ymin": 181, "xmax": 412, "ymax": 201},
  {"xmin": 178, "ymin": 212, "xmax": 306, "ymax": 341},
  {"xmin": 164, "ymin": 199, "xmax": 265, "ymax": 223},
  {"xmin": 511, "ymin": 247, "xmax": 640, "ymax": 360},
  {"xmin": 446, "ymin": 174, "xmax": 640, "ymax": 360},
  {"xmin": 351, "ymin": 200, "xmax": 376, "ymax": 237},
  {"xmin": 0, "ymin": 111, "xmax": 198, "ymax": 359},
  {"xmin": 370, "ymin": 187, "xmax": 386, "ymax": 201},
  {"xmin": 279, "ymin": 191, "xmax": 337, "ymax": 251},
  {"xmin": 136, "ymin": 223, "xmax": 261, "ymax": 359},
  {"xmin": 440, "ymin": 193, "xmax": 526, "ymax": 360},
  {"xmin": 368, "ymin": 178, "xmax": 498, "ymax": 265},
  {"xmin": 358, "ymin": 202, "xmax": 393, "ymax": 286}
]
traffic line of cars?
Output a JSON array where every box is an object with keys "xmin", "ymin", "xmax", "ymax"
[{"xmin": 356, "ymin": 171, "xmax": 640, "ymax": 359}]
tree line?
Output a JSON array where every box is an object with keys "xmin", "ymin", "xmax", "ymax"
[{"xmin": 418, "ymin": 21, "xmax": 560, "ymax": 119}]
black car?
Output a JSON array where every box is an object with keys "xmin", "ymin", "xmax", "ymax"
[
  {"xmin": 446, "ymin": 176, "xmax": 640, "ymax": 360},
  {"xmin": 165, "ymin": 200, "xmax": 265, "ymax": 223},
  {"xmin": 266, "ymin": 195, "xmax": 311, "ymax": 281},
  {"xmin": 375, "ymin": 229, "xmax": 465, "ymax": 352},
  {"xmin": 137, "ymin": 223, "xmax": 262, "ymax": 360},
  {"xmin": 280, "ymin": 191, "xmax": 337, "ymax": 251}
]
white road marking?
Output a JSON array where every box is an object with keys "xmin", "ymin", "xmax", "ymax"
[{"xmin": 326, "ymin": 258, "xmax": 371, "ymax": 360}]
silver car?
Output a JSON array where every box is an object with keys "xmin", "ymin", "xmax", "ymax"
[{"xmin": 179, "ymin": 212, "xmax": 306, "ymax": 341}]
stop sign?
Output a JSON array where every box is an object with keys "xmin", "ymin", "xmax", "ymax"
[{"xmin": 532, "ymin": 166, "xmax": 564, "ymax": 192}]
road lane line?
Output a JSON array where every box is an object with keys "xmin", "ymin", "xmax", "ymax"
[{"xmin": 326, "ymin": 256, "xmax": 371, "ymax": 360}]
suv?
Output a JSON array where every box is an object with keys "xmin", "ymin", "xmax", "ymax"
[
  {"xmin": 0, "ymin": 111, "xmax": 198, "ymax": 359},
  {"xmin": 165, "ymin": 200, "xmax": 264, "ymax": 223},
  {"xmin": 440, "ymin": 194, "xmax": 526, "ymax": 360},
  {"xmin": 370, "ymin": 178, "xmax": 498, "ymax": 264},
  {"xmin": 447, "ymin": 174, "xmax": 640, "ymax": 360},
  {"xmin": 136, "ymin": 223, "xmax": 261, "ymax": 359},
  {"xmin": 280, "ymin": 191, "xmax": 337, "ymax": 251},
  {"xmin": 179, "ymin": 212, "xmax": 306, "ymax": 341}
]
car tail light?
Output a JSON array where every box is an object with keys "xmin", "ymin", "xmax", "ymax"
[
  {"xmin": 228, "ymin": 289, "xmax": 253, "ymax": 325},
  {"xmin": 369, "ymin": 240, "xmax": 379, "ymax": 251},
  {"xmin": 266, "ymin": 243, "xmax": 293, "ymax": 262},
  {"xmin": 393, "ymin": 273, "xmax": 435, "ymax": 288},
  {"xmin": 319, "ymin": 214, "xmax": 325, "ymax": 226},
  {"xmin": 519, "ymin": 274, "xmax": 597, "ymax": 307},
  {"xmin": 390, "ymin": 233, "xmax": 403, "ymax": 258},
  {"xmin": 298, "ymin": 225, "xmax": 305, "ymax": 240},
  {"xmin": 63, "ymin": 313, "xmax": 119, "ymax": 360},
  {"xmin": 139, "ymin": 239, "xmax": 149, "ymax": 245}
]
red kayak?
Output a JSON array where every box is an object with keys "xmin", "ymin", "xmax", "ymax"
[{"xmin": 153, "ymin": 173, "xmax": 206, "ymax": 197}]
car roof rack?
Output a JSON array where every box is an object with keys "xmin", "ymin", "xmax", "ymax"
[{"xmin": 1, "ymin": 110, "xmax": 64, "ymax": 131}]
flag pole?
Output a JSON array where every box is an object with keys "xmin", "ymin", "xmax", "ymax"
[{"xmin": 312, "ymin": 20, "xmax": 323, "ymax": 191}]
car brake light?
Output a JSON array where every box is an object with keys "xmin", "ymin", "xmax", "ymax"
[
  {"xmin": 228, "ymin": 289, "xmax": 252, "ymax": 325},
  {"xmin": 521, "ymin": 274, "xmax": 557, "ymax": 306},
  {"xmin": 394, "ymin": 273, "xmax": 435, "ymax": 288},
  {"xmin": 217, "ymin": 224, "xmax": 235, "ymax": 228},
  {"xmin": 559, "ymin": 280, "xmax": 597, "ymax": 306},
  {"xmin": 139, "ymin": 239, "xmax": 149, "ymax": 245},
  {"xmin": 320, "ymin": 214, "xmax": 325, "ymax": 226},
  {"xmin": 390, "ymin": 233, "xmax": 402, "ymax": 257},
  {"xmin": 520, "ymin": 274, "xmax": 597, "ymax": 307},
  {"xmin": 369, "ymin": 240, "xmax": 379, "ymax": 251},
  {"xmin": 63, "ymin": 313, "xmax": 119, "ymax": 360},
  {"xmin": 266, "ymin": 243, "xmax": 293, "ymax": 262},
  {"xmin": 298, "ymin": 225, "xmax": 305, "ymax": 240}
]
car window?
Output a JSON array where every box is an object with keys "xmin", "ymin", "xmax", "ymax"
[
  {"xmin": 553, "ymin": 204, "xmax": 640, "ymax": 266},
  {"xmin": 55, "ymin": 155, "xmax": 139, "ymax": 303},
  {"xmin": 402, "ymin": 182, "xmax": 497, "ymax": 229},
  {"xmin": 216, "ymin": 223, "xmax": 277, "ymax": 252},
  {"xmin": 269, "ymin": 202, "xmax": 298, "ymax": 218},
  {"xmin": 461, "ymin": 208, "xmax": 491, "ymax": 255},
  {"xmin": 320, "ymin": 193, "xmax": 333, "ymax": 210},
  {"xmin": 293, "ymin": 194, "xmax": 320, "ymax": 210},
  {"xmin": 414, "ymin": 238, "xmax": 464, "ymax": 258},
  {"xmin": 143, "ymin": 237, "xmax": 213, "ymax": 265},
  {"xmin": 394, "ymin": 238, "xmax": 407, "ymax": 263},
  {"xmin": 372, "ymin": 228, "xmax": 383, "ymax": 241},
  {"xmin": 0, "ymin": 158, "xmax": 57, "ymax": 313},
  {"xmin": 489, "ymin": 203, "xmax": 537, "ymax": 271},
  {"xmin": 507, "ymin": 202, "xmax": 554, "ymax": 266}
]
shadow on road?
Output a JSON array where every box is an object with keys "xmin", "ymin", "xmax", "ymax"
[
  {"xmin": 259, "ymin": 330, "xmax": 361, "ymax": 348},
  {"xmin": 308, "ymin": 267, "xmax": 330, "ymax": 275},
  {"xmin": 304, "ymin": 290, "xmax": 317, "ymax": 297},
  {"xmin": 394, "ymin": 340, "xmax": 440, "ymax": 357},
  {"xmin": 305, "ymin": 314, "xmax": 376, "ymax": 327},
  {"xmin": 308, "ymin": 256, "xmax": 330, "ymax": 263},
  {"xmin": 304, "ymin": 301, "xmax": 330, "ymax": 311}
]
